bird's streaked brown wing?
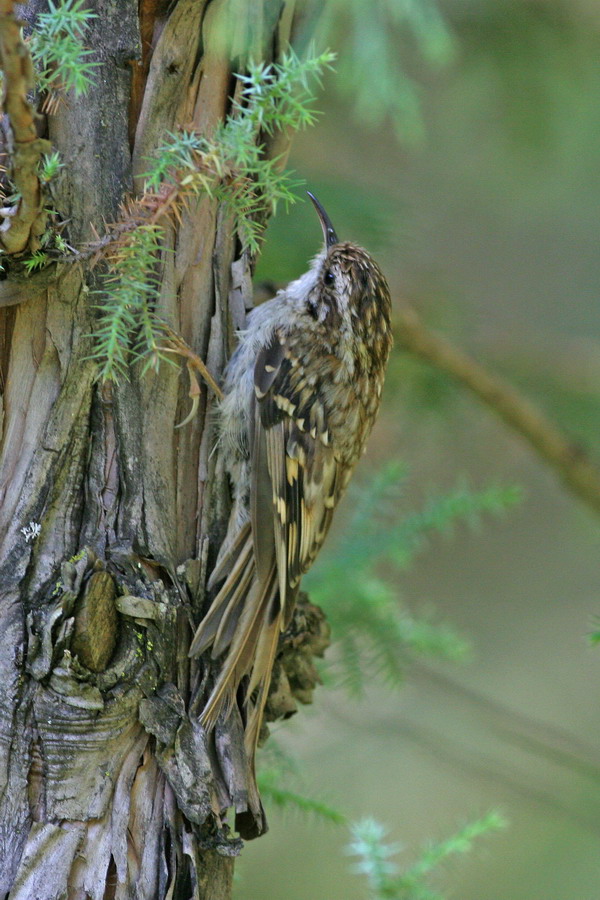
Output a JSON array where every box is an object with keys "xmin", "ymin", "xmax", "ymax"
[
  {"xmin": 191, "ymin": 328, "xmax": 344, "ymax": 755},
  {"xmin": 253, "ymin": 329, "xmax": 341, "ymax": 626}
]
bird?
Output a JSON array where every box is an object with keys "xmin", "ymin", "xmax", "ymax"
[{"xmin": 189, "ymin": 191, "xmax": 393, "ymax": 762}]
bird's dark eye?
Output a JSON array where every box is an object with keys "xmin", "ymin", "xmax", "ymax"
[{"xmin": 323, "ymin": 269, "xmax": 335, "ymax": 286}]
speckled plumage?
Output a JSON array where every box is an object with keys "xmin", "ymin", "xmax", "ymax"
[{"xmin": 190, "ymin": 197, "xmax": 393, "ymax": 765}]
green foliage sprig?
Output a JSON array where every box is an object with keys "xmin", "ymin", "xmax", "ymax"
[
  {"xmin": 29, "ymin": 0, "xmax": 98, "ymax": 99},
  {"xmin": 316, "ymin": 0, "xmax": 454, "ymax": 143},
  {"xmin": 347, "ymin": 812, "xmax": 506, "ymax": 900},
  {"xmin": 21, "ymin": 250, "xmax": 49, "ymax": 274},
  {"xmin": 94, "ymin": 224, "xmax": 165, "ymax": 381},
  {"xmin": 93, "ymin": 47, "xmax": 334, "ymax": 381},
  {"xmin": 143, "ymin": 48, "xmax": 335, "ymax": 251},
  {"xmin": 258, "ymin": 767, "xmax": 346, "ymax": 825},
  {"xmin": 306, "ymin": 462, "xmax": 521, "ymax": 693},
  {"xmin": 39, "ymin": 151, "xmax": 64, "ymax": 183},
  {"xmin": 255, "ymin": 740, "xmax": 345, "ymax": 825}
]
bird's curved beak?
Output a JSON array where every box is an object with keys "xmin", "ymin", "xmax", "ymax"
[{"xmin": 307, "ymin": 191, "xmax": 338, "ymax": 248}]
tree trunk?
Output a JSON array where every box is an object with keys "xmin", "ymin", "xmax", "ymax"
[{"xmin": 0, "ymin": 2, "xmax": 323, "ymax": 896}]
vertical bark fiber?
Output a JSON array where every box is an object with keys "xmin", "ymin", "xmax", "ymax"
[{"xmin": 0, "ymin": 1, "xmax": 316, "ymax": 897}]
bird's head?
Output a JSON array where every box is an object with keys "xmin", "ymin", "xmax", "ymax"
[{"xmin": 299, "ymin": 192, "xmax": 392, "ymax": 353}]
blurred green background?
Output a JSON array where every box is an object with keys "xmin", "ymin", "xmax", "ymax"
[{"xmin": 237, "ymin": 1, "xmax": 600, "ymax": 896}]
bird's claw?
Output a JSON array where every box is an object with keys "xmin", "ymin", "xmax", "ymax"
[
  {"xmin": 175, "ymin": 362, "xmax": 201, "ymax": 429},
  {"xmin": 160, "ymin": 327, "xmax": 223, "ymax": 428}
]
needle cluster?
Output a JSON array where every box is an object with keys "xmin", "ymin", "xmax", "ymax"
[
  {"xmin": 29, "ymin": 0, "xmax": 98, "ymax": 102},
  {"xmin": 93, "ymin": 47, "xmax": 334, "ymax": 381}
]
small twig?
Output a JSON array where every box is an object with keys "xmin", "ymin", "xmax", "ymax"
[
  {"xmin": 0, "ymin": 0, "xmax": 51, "ymax": 253},
  {"xmin": 75, "ymin": 184, "xmax": 182, "ymax": 267},
  {"xmin": 395, "ymin": 304, "xmax": 600, "ymax": 516}
]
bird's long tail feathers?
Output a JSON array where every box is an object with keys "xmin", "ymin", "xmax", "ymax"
[
  {"xmin": 194, "ymin": 536, "xmax": 283, "ymax": 754},
  {"xmin": 243, "ymin": 608, "xmax": 281, "ymax": 758},
  {"xmin": 189, "ymin": 529, "xmax": 254, "ymax": 658},
  {"xmin": 207, "ymin": 520, "xmax": 251, "ymax": 591}
]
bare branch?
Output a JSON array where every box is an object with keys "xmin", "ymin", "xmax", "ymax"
[
  {"xmin": 0, "ymin": 0, "xmax": 51, "ymax": 253},
  {"xmin": 395, "ymin": 305, "xmax": 600, "ymax": 516}
]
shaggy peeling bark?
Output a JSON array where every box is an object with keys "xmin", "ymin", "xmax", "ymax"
[{"xmin": 0, "ymin": 1, "xmax": 326, "ymax": 897}]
